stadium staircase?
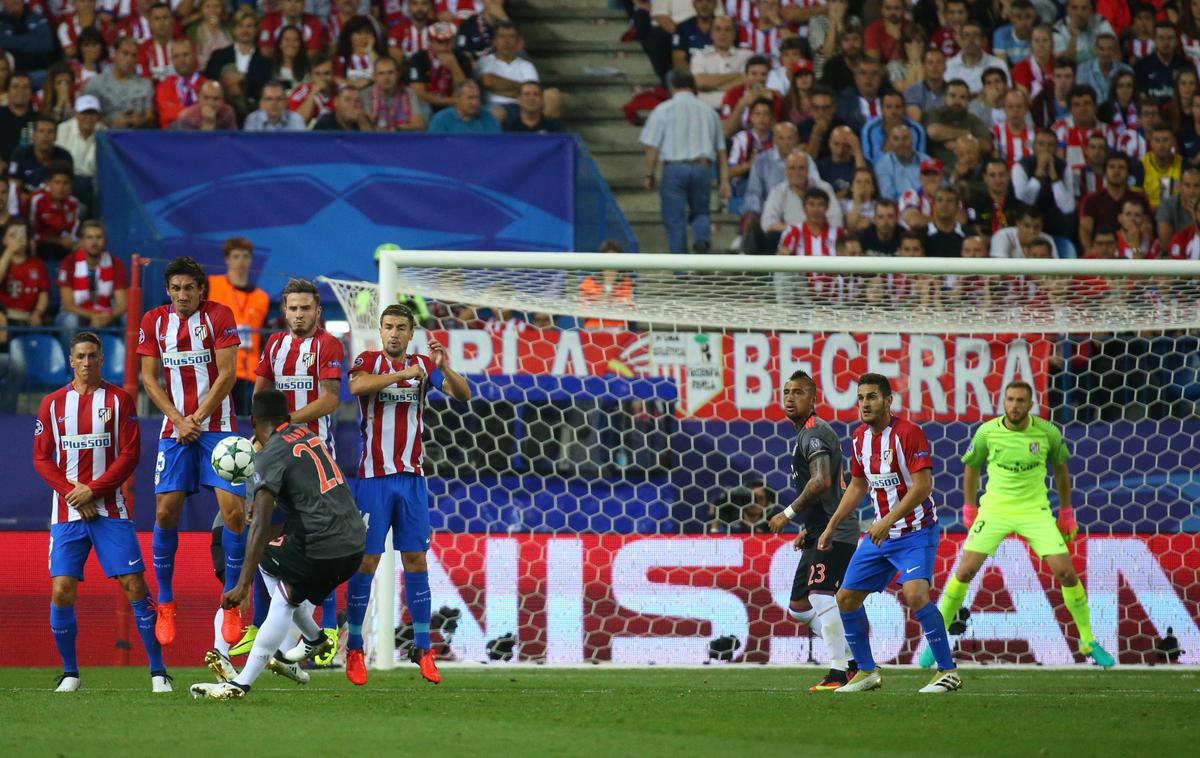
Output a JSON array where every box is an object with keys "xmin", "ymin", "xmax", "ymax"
[{"xmin": 511, "ymin": 0, "xmax": 741, "ymax": 253}]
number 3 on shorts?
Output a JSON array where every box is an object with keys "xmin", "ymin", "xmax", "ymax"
[{"xmin": 971, "ymin": 519, "xmax": 986, "ymax": 534}]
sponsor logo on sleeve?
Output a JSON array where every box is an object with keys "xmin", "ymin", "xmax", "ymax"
[
  {"xmin": 34, "ymin": 419, "xmax": 43, "ymax": 435},
  {"xmin": 138, "ymin": 328, "xmax": 145, "ymax": 345},
  {"xmin": 353, "ymin": 356, "xmax": 364, "ymax": 367},
  {"xmin": 328, "ymin": 360, "xmax": 343, "ymax": 368},
  {"xmin": 913, "ymin": 450, "xmax": 931, "ymax": 460}
]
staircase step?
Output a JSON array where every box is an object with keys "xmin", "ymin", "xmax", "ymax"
[
  {"xmin": 523, "ymin": 18, "xmax": 634, "ymax": 46},
  {"xmin": 559, "ymin": 85, "xmax": 643, "ymax": 112},
  {"xmin": 511, "ymin": 6, "xmax": 628, "ymax": 21},
  {"xmin": 535, "ymin": 52, "xmax": 655, "ymax": 78},
  {"xmin": 511, "ymin": 0, "xmax": 622, "ymax": 11},
  {"xmin": 542, "ymin": 73, "xmax": 660, "ymax": 88},
  {"xmin": 525, "ymin": 40, "xmax": 645, "ymax": 55}
]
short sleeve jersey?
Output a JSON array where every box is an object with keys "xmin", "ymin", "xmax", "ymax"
[
  {"xmin": 961, "ymin": 415, "xmax": 1069, "ymax": 514},
  {"xmin": 350, "ymin": 350, "xmax": 443, "ymax": 478},
  {"xmin": 249, "ymin": 423, "xmax": 365, "ymax": 560},
  {"xmin": 256, "ymin": 328, "xmax": 345, "ymax": 455},
  {"xmin": 791, "ymin": 415, "xmax": 856, "ymax": 544}
]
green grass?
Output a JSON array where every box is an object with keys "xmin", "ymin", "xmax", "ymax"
[{"xmin": 0, "ymin": 666, "xmax": 1194, "ymax": 756}]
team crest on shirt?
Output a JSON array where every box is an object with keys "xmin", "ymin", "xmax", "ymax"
[
  {"xmin": 194, "ymin": 324, "xmax": 208, "ymax": 341},
  {"xmin": 809, "ymin": 437, "xmax": 822, "ymax": 452},
  {"xmin": 98, "ymin": 407, "xmax": 112, "ymax": 423},
  {"xmin": 1029, "ymin": 442, "xmax": 1040, "ymax": 454},
  {"xmin": 302, "ymin": 352, "xmax": 316, "ymax": 368},
  {"xmin": 882, "ymin": 449, "xmax": 893, "ymax": 465}
]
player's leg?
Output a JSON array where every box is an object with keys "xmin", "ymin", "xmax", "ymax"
[
  {"xmin": 345, "ymin": 476, "xmax": 392, "ymax": 685},
  {"xmin": 315, "ymin": 590, "xmax": 339, "ymax": 666},
  {"xmin": 833, "ymin": 539, "xmax": 893, "ymax": 691},
  {"xmin": 232, "ymin": 519, "xmax": 283, "ymax": 657},
  {"xmin": 48, "ymin": 522, "xmax": 88, "ymax": 691},
  {"xmin": 892, "ymin": 530, "xmax": 962, "ymax": 693},
  {"xmin": 790, "ymin": 544, "xmax": 853, "ymax": 691},
  {"xmin": 202, "ymin": 432, "xmax": 249, "ymax": 648},
  {"xmin": 398, "ymin": 473, "xmax": 439, "ymax": 683},
  {"xmin": 151, "ymin": 438, "xmax": 198, "ymax": 644},
  {"xmin": 1024, "ymin": 517, "xmax": 1114, "ymax": 668}
]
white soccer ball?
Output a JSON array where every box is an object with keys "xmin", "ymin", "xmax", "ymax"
[{"xmin": 211, "ymin": 435, "xmax": 256, "ymax": 484}]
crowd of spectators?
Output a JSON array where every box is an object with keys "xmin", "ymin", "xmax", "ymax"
[{"xmin": 633, "ymin": 0, "xmax": 1200, "ymax": 267}]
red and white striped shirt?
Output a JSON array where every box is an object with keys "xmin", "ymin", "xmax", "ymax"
[
  {"xmin": 136, "ymin": 300, "xmax": 240, "ymax": 440},
  {"xmin": 849, "ymin": 416, "xmax": 936, "ymax": 538},
  {"xmin": 1116, "ymin": 230, "xmax": 1162, "ymax": 260},
  {"xmin": 1168, "ymin": 226, "xmax": 1200, "ymax": 260},
  {"xmin": 738, "ymin": 25, "xmax": 782, "ymax": 60},
  {"xmin": 256, "ymin": 329, "xmax": 345, "ymax": 455},
  {"xmin": 779, "ymin": 222, "xmax": 840, "ymax": 256},
  {"xmin": 438, "ymin": 0, "xmax": 483, "ymax": 23},
  {"xmin": 116, "ymin": 13, "xmax": 151, "ymax": 43},
  {"xmin": 136, "ymin": 38, "xmax": 173, "ymax": 82},
  {"xmin": 34, "ymin": 381, "xmax": 139, "ymax": 525},
  {"xmin": 336, "ymin": 53, "xmax": 375, "ymax": 82},
  {"xmin": 993, "ymin": 123, "xmax": 1036, "ymax": 168},
  {"xmin": 725, "ymin": 0, "xmax": 758, "ymax": 26},
  {"xmin": 1124, "ymin": 37, "xmax": 1155, "ymax": 62},
  {"xmin": 352, "ymin": 350, "xmax": 439, "ymax": 478},
  {"xmin": 898, "ymin": 187, "xmax": 932, "ymax": 224},
  {"xmin": 288, "ymin": 81, "xmax": 333, "ymax": 119},
  {"xmin": 387, "ymin": 18, "xmax": 431, "ymax": 54},
  {"xmin": 727, "ymin": 127, "xmax": 772, "ymax": 166},
  {"xmin": 56, "ymin": 249, "xmax": 127, "ymax": 314},
  {"xmin": 1114, "ymin": 128, "xmax": 1147, "ymax": 161},
  {"xmin": 259, "ymin": 12, "xmax": 325, "ymax": 51},
  {"xmin": 857, "ymin": 94, "xmax": 882, "ymax": 121},
  {"xmin": 1052, "ymin": 117, "xmax": 1108, "ymax": 171}
]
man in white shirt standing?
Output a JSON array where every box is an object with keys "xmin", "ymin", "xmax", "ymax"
[
  {"xmin": 477, "ymin": 21, "xmax": 561, "ymax": 122},
  {"xmin": 945, "ymin": 21, "xmax": 1010, "ymax": 93}
]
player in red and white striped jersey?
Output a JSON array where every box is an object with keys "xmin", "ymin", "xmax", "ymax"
[
  {"xmin": 818, "ymin": 373, "xmax": 959, "ymax": 693},
  {"xmin": 33, "ymin": 332, "xmax": 170, "ymax": 693},
  {"xmin": 136, "ymin": 256, "xmax": 247, "ymax": 658},
  {"xmin": 343, "ymin": 303, "xmax": 470, "ymax": 686},
  {"xmin": 249, "ymin": 277, "xmax": 346, "ymax": 661}
]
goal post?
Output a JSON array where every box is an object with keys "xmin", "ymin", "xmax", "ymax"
[{"xmin": 326, "ymin": 253, "xmax": 1200, "ymax": 667}]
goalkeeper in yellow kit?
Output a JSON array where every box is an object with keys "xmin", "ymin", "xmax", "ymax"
[{"xmin": 919, "ymin": 380, "xmax": 1115, "ymax": 669}]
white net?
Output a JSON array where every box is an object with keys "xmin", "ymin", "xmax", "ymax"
[{"xmin": 326, "ymin": 254, "xmax": 1200, "ymax": 667}]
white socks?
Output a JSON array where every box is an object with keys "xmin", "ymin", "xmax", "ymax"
[
  {"xmin": 810, "ymin": 593, "xmax": 851, "ymax": 672},
  {"xmin": 212, "ymin": 607, "xmax": 231, "ymax": 656}
]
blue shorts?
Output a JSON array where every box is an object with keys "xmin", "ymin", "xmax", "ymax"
[
  {"xmin": 842, "ymin": 527, "xmax": 939, "ymax": 593},
  {"xmin": 354, "ymin": 473, "xmax": 430, "ymax": 555},
  {"xmin": 155, "ymin": 432, "xmax": 246, "ymax": 496},
  {"xmin": 49, "ymin": 518, "xmax": 145, "ymax": 579}
]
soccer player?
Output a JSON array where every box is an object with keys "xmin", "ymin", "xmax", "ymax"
[
  {"xmin": 767, "ymin": 370, "xmax": 858, "ymax": 691},
  {"xmin": 190, "ymin": 390, "xmax": 366, "ymax": 700},
  {"xmin": 33, "ymin": 332, "xmax": 171, "ymax": 693},
  {"xmin": 230, "ymin": 278, "xmax": 345, "ymax": 664},
  {"xmin": 136, "ymin": 256, "xmax": 247, "ymax": 664},
  {"xmin": 817, "ymin": 373, "xmax": 961, "ymax": 693},
  {"xmin": 919, "ymin": 380, "xmax": 1115, "ymax": 668},
  {"xmin": 344, "ymin": 303, "xmax": 470, "ymax": 685}
]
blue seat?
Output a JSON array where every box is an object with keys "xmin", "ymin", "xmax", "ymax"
[
  {"xmin": 100, "ymin": 334, "xmax": 126, "ymax": 385},
  {"xmin": 10, "ymin": 335, "xmax": 67, "ymax": 389}
]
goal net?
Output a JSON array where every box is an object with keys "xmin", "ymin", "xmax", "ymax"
[{"xmin": 323, "ymin": 252, "xmax": 1200, "ymax": 667}]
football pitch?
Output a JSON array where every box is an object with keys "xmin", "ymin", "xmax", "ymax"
[{"xmin": 1, "ymin": 667, "xmax": 1194, "ymax": 756}]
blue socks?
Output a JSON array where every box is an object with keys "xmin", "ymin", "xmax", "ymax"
[
  {"xmin": 321, "ymin": 592, "xmax": 338, "ymax": 630},
  {"xmin": 346, "ymin": 572, "xmax": 373, "ymax": 651},
  {"xmin": 252, "ymin": 572, "xmax": 270, "ymax": 627},
  {"xmin": 151, "ymin": 526, "xmax": 178, "ymax": 604},
  {"xmin": 221, "ymin": 527, "xmax": 246, "ymax": 594},
  {"xmin": 130, "ymin": 597, "xmax": 165, "ymax": 674},
  {"xmin": 404, "ymin": 571, "xmax": 432, "ymax": 650},
  {"xmin": 50, "ymin": 604, "xmax": 78, "ymax": 675},
  {"xmin": 839, "ymin": 606, "xmax": 876, "ymax": 672},
  {"xmin": 915, "ymin": 602, "xmax": 956, "ymax": 670}
]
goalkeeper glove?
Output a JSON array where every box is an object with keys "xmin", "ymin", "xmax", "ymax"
[
  {"xmin": 1057, "ymin": 507, "xmax": 1078, "ymax": 543},
  {"xmin": 963, "ymin": 503, "xmax": 978, "ymax": 529}
]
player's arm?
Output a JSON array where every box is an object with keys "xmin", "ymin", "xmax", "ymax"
[
  {"xmin": 189, "ymin": 345, "xmax": 237, "ymax": 425},
  {"xmin": 864, "ymin": 468, "xmax": 933, "ymax": 546},
  {"xmin": 349, "ymin": 365, "xmax": 423, "ymax": 396},
  {"xmin": 140, "ymin": 354, "xmax": 199, "ymax": 442},
  {"xmin": 290, "ymin": 379, "xmax": 340, "ymax": 425},
  {"xmin": 223, "ymin": 487, "xmax": 275, "ymax": 609},
  {"xmin": 428, "ymin": 337, "xmax": 471, "ymax": 401},
  {"xmin": 1052, "ymin": 459, "xmax": 1078, "ymax": 541},
  {"xmin": 817, "ymin": 475, "xmax": 868, "ymax": 549},
  {"xmin": 253, "ymin": 376, "xmax": 273, "ymax": 394},
  {"xmin": 962, "ymin": 463, "xmax": 982, "ymax": 527},
  {"xmin": 32, "ymin": 397, "xmax": 74, "ymax": 499},
  {"xmin": 76, "ymin": 399, "xmax": 140, "ymax": 500},
  {"xmin": 768, "ymin": 454, "xmax": 832, "ymax": 533}
]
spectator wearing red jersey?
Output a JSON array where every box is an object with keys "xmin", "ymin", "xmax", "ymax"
[
  {"xmin": 363, "ymin": 56, "xmax": 425, "ymax": 132},
  {"xmin": 289, "ymin": 52, "xmax": 334, "ymax": 126},
  {"xmin": 176, "ymin": 80, "xmax": 237, "ymax": 131},
  {"xmin": 1011, "ymin": 25, "xmax": 1054, "ymax": 99},
  {"xmin": 334, "ymin": 14, "xmax": 387, "ymax": 90},
  {"xmin": 1168, "ymin": 196, "xmax": 1200, "ymax": 259},
  {"xmin": 408, "ymin": 21, "xmax": 472, "ymax": 114},
  {"xmin": 28, "ymin": 163, "xmax": 80, "ymax": 262},
  {"xmin": 863, "ymin": 0, "xmax": 911, "ymax": 63},
  {"xmin": 387, "ymin": 0, "xmax": 437, "ymax": 61},
  {"xmin": 155, "ymin": 38, "xmax": 206, "ymax": 128},
  {"xmin": 136, "ymin": 2, "xmax": 176, "ymax": 83},
  {"xmin": 115, "ymin": 0, "xmax": 155, "ymax": 44},
  {"xmin": 259, "ymin": 0, "xmax": 324, "ymax": 56},
  {"xmin": 721, "ymin": 55, "xmax": 784, "ymax": 139},
  {"xmin": 58, "ymin": 0, "xmax": 113, "ymax": 59},
  {"xmin": 931, "ymin": 0, "xmax": 967, "ymax": 59},
  {"xmin": 1116, "ymin": 198, "xmax": 1162, "ymax": 259},
  {"xmin": 55, "ymin": 219, "xmax": 126, "ymax": 335},
  {"xmin": 0, "ymin": 217, "xmax": 49, "ymax": 345}
]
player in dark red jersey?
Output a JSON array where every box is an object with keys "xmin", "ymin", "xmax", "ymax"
[
  {"xmin": 33, "ymin": 332, "xmax": 171, "ymax": 693},
  {"xmin": 819, "ymin": 373, "xmax": 961, "ymax": 694}
]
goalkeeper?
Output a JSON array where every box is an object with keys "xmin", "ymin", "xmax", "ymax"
[{"xmin": 919, "ymin": 380, "xmax": 1115, "ymax": 669}]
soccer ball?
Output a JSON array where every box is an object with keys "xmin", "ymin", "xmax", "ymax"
[{"xmin": 211, "ymin": 435, "xmax": 255, "ymax": 483}]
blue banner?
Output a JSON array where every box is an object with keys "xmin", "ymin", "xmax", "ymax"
[{"xmin": 97, "ymin": 132, "xmax": 576, "ymax": 288}]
